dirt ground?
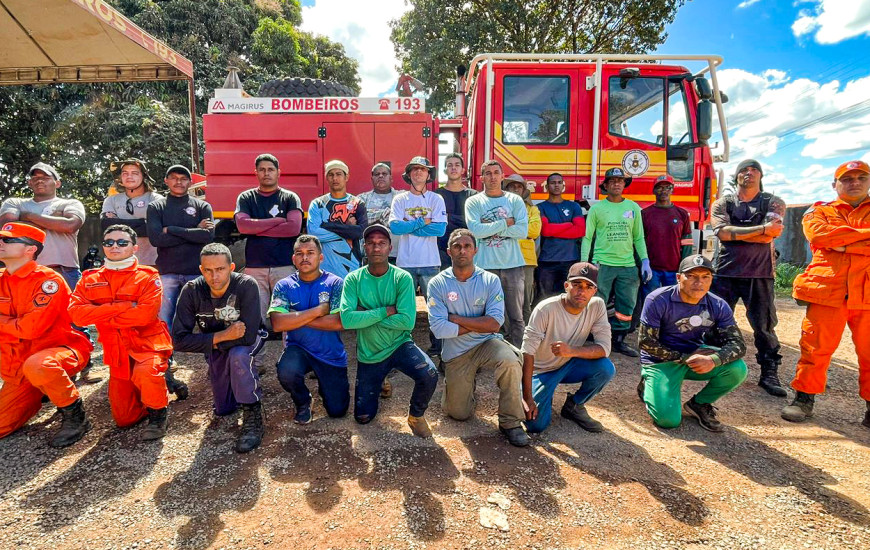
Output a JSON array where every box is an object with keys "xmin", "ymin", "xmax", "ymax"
[{"xmin": 0, "ymin": 297, "xmax": 868, "ymax": 549}]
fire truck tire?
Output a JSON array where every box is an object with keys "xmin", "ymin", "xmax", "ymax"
[{"xmin": 257, "ymin": 77, "xmax": 355, "ymax": 97}]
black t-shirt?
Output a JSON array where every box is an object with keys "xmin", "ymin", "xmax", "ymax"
[
  {"xmin": 710, "ymin": 193, "xmax": 777, "ymax": 279},
  {"xmin": 235, "ymin": 188, "xmax": 303, "ymax": 268},
  {"xmin": 435, "ymin": 187, "xmax": 477, "ymax": 250}
]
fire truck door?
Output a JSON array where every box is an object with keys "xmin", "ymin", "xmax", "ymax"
[
  {"xmin": 321, "ymin": 122, "xmax": 374, "ymax": 196},
  {"xmin": 374, "ymin": 122, "xmax": 432, "ymax": 190}
]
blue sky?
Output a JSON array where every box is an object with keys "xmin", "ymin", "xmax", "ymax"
[{"xmin": 299, "ymin": 0, "xmax": 870, "ymax": 204}]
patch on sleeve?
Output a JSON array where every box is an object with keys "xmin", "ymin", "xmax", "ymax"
[
  {"xmin": 34, "ymin": 293, "xmax": 52, "ymax": 307},
  {"xmin": 41, "ymin": 280, "xmax": 59, "ymax": 294},
  {"xmin": 154, "ymin": 277, "xmax": 162, "ymax": 287},
  {"xmin": 495, "ymin": 293, "xmax": 504, "ymax": 302},
  {"xmin": 428, "ymin": 297, "xmax": 437, "ymax": 307}
]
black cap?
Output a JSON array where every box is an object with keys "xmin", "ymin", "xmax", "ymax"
[
  {"xmin": 363, "ymin": 223, "xmax": 391, "ymax": 242},
  {"xmin": 678, "ymin": 254, "xmax": 715, "ymax": 274},
  {"xmin": 566, "ymin": 262, "xmax": 598, "ymax": 286},
  {"xmin": 165, "ymin": 165, "xmax": 192, "ymax": 179}
]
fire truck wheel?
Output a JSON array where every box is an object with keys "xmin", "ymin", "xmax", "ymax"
[{"xmin": 257, "ymin": 77, "xmax": 356, "ymax": 97}]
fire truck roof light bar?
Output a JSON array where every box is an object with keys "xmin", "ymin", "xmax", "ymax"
[{"xmin": 468, "ymin": 53, "xmax": 730, "ymax": 184}]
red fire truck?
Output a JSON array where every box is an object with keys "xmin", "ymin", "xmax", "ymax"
[{"xmin": 202, "ymin": 53, "xmax": 729, "ymax": 243}]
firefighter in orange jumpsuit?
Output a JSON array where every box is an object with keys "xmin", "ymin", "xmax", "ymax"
[
  {"xmin": 782, "ymin": 160, "xmax": 870, "ymax": 427},
  {"xmin": 69, "ymin": 224, "xmax": 172, "ymax": 439},
  {"xmin": 0, "ymin": 222, "xmax": 93, "ymax": 447}
]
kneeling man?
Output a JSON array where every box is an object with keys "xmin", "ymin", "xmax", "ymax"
[
  {"xmin": 70, "ymin": 224, "xmax": 172, "ymax": 440},
  {"xmin": 0, "ymin": 223, "xmax": 93, "ymax": 447},
  {"xmin": 429, "ymin": 229, "xmax": 528, "ymax": 446},
  {"xmin": 172, "ymin": 243, "xmax": 266, "ymax": 453},
  {"xmin": 340, "ymin": 224, "xmax": 438, "ymax": 437},
  {"xmin": 638, "ymin": 255, "xmax": 747, "ymax": 432},
  {"xmin": 521, "ymin": 263, "xmax": 615, "ymax": 433}
]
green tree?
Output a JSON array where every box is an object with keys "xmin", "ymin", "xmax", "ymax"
[
  {"xmin": 0, "ymin": 0, "xmax": 359, "ymax": 205},
  {"xmin": 391, "ymin": 0, "xmax": 687, "ymax": 115}
]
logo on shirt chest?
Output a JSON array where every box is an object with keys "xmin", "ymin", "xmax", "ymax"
[
  {"xmin": 135, "ymin": 200, "xmax": 146, "ymax": 209},
  {"xmin": 447, "ymin": 291, "xmax": 459, "ymax": 302},
  {"xmin": 622, "ymin": 210, "xmax": 635, "ymax": 219},
  {"xmin": 319, "ymin": 291, "xmax": 330, "ymax": 304},
  {"xmin": 184, "ymin": 206, "xmax": 196, "ymax": 216},
  {"xmin": 269, "ymin": 204, "xmax": 281, "ymax": 217},
  {"xmin": 474, "ymin": 297, "xmax": 485, "ymax": 307}
]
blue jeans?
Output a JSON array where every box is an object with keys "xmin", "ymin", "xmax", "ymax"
[
  {"xmin": 404, "ymin": 265, "xmax": 441, "ymax": 352},
  {"xmin": 207, "ymin": 344, "xmax": 263, "ymax": 416},
  {"xmin": 525, "ymin": 357, "xmax": 615, "ymax": 433},
  {"xmin": 276, "ymin": 345, "xmax": 350, "ymax": 418},
  {"xmin": 640, "ymin": 269, "xmax": 677, "ymax": 309},
  {"xmin": 159, "ymin": 274, "xmax": 199, "ymax": 331},
  {"xmin": 354, "ymin": 341, "xmax": 438, "ymax": 422}
]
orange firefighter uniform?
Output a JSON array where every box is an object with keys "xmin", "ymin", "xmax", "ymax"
[
  {"xmin": 69, "ymin": 261, "xmax": 172, "ymax": 427},
  {"xmin": 791, "ymin": 195, "xmax": 870, "ymax": 399},
  {"xmin": 0, "ymin": 262, "xmax": 93, "ymax": 438}
]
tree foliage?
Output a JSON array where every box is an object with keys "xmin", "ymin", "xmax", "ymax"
[
  {"xmin": 0, "ymin": 0, "xmax": 360, "ymax": 207},
  {"xmin": 390, "ymin": 0, "xmax": 686, "ymax": 115}
]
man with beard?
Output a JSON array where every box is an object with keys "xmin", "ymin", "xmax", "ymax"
[{"xmin": 172, "ymin": 243, "xmax": 266, "ymax": 453}]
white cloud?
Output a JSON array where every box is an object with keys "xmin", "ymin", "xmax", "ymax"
[
  {"xmin": 737, "ymin": 0, "xmax": 761, "ymax": 8},
  {"xmin": 301, "ymin": 0, "xmax": 412, "ymax": 96},
  {"xmin": 792, "ymin": 0, "xmax": 870, "ymax": 44}
]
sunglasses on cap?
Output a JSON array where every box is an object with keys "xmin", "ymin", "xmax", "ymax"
[
  {"xmin": 1, "ymin": 237, "xmax": 35, "ymax": 245},
  {"xmin": 102, "ymin": 239, "xmax": 133, "ymax": 248}
]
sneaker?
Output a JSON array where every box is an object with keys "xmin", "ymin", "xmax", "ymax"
[
  {"xmin": 560, "ymin": 401, "xmax": 604, "ymax": 433},
  {"xmin": 407, "ymin": 414, "xmax": 432, "ymax": 438},
  {"xmin": 294, "ymin": 404, "xmax": 312, "ymax": 425},
  {"xmin": 499, "ymin": 426, "xmax": 530, "ymax": 447},
  {"xmin": 380, "ymin": 378, "xmax": 392, "ymax": 399},
  {"xmin": 683, "ymin": 396, "xmax": 724, "ymax": 432},
  {"xmin": 781, "ymin": 391, "xmax": 815, "ymax": 423}
]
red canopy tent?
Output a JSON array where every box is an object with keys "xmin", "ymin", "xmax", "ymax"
[{"xmin": 0, "ymin": 0, "xmax": 200, "ymax": 170}]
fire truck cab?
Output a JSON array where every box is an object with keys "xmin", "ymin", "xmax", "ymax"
[{"xmin": 202, "ymin": 53, "xmax": 728, "ymax": 240}]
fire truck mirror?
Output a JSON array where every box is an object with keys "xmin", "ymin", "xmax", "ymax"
[
  {"xmin": 618, "ymin": 68, "xmax": 640, "ymax": 90},
  {"xmin": 695, "ymin": 78, "xmax": 713, "ymax": 100},
  {"xmin": 697, "ymin": 100, "xmax": 713, "ymax": 143}
]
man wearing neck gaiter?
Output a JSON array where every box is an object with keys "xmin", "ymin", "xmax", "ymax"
[{"xmin": 69, "ymin": 225, "xmax": 173, "ymax": 440}]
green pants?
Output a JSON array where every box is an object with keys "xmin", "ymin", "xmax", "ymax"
[
  {"xmin": 641, "ymin": 358, "xmax": 747, "ymax": 429},
  {"xmin": 596, "ymin": 265, "xmax": 640, "ymax": 332}
]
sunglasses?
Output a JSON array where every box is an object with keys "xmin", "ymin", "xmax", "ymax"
[
  {"xmin": 102, "ymin": 239, "xmax": 133, "ymax": 248},
  {"xmin": 125, "ymin": 198, "xmax": 134, "ymax": 215},
  {"xmin": 1, "ymin": 237, "xmax": 31, "ymax": 244}
]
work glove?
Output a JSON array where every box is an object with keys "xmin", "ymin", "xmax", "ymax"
[{"xmin": 640, "ymin": 258, "xmax": 653, "ymax": 284}]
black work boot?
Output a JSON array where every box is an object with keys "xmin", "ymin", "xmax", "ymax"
[
  {"xmin": 236, "ymin": 402, "xmax": 265, "ymax": 453},
  {"xmin": 781, "ymin": 391, "xmax": 815, "ymax": 422},
  {"xmin": 141, "ymin": 407, "xmax": 168, "ymax": 440},
  {"xmin": 560, "ymin": 399, "xmax": 604, "ymax": 432},
  {"xmin": 611, "ymin": 331, "xmax": 639, "ymax": 358},
  {"xmin": 862, "ymin": 401, "xmax": 870, "ymax": 429},
  {"xmin": 758, "ymin": 364, "xmax": 787, "ymax": 397},
  {"xmin": 165, "ymin": 368, "xmax": 189, "ymax": 401},
  {"xmin": 49, "ymin": 398, "xmax": 91, "ymax": 448}
]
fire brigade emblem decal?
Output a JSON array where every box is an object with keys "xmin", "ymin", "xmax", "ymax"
[
  {"xmin": 622, "ymin": 150, "xmax": 650, "ymax": 177},
  {"xmin": 41, "ymin": 280, "xmax": 59, "ymax": 294}
]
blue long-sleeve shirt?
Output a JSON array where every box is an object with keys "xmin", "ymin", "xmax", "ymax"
[
  {"xmin": 464, "ymin": 191, "xmax": 528, "ymax": 269},
  {"xmin": 307, "ymin": 193, "xmax": 368, "ymax": 279}
]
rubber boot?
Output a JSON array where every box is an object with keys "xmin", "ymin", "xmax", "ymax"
[
  {"xmin": 236, "ymin": 402, "xmax": 265, "ymax": 453},
  {"xmin": 165, "ymin": 368, "xmax": 189, "ymax": 401},
  {"xmin": 862, "ymin": 401, "xmax": 870, "ymax": 429},
  {"xmin": 758, "ymin": 363, "xmax": 787, "ymax": 397},
  {"xmin": 141, "ymin": 407, "xmax": 168, "ymax": 440},
  {"xmin": 49, "ymin": 398, "xmax": 91, "ymax": 448},
  {"xmin": 781, "ymin": 391, "xmax": 815, "ymax": 422},
  {"xmin": 611, "ymin": 331, "xmax": 639, "ymax": 358}
]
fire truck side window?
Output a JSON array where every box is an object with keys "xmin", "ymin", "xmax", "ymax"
[
  {"xmin": 666, "ymin": 81, "xmax": 694, "ymax": 181},
  {"xmin": 608, "ymin": 76, "xmax": 664, "ymax": 146},
  {"xmin": 502, "ymin": 76, "xmax": 570, "ymax": 145}
]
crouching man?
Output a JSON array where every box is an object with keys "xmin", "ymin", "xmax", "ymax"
[
  {"xmin": 428, "ymin": 229, "xmax": 529, "ymax": 446},
  {"xmin": 638, "ymin": 255, "xmax": 747, "ymax": 432},
  {"xmin": 0, "ymin": 223, "xmax": 93, "ymax": 447},
  {"xmin": 172, "ymin": 243, "xmax": 266, "ymax": 453},
  {"xmin": 69, "ymin": 225, "xmax": 172, "ymax": 440},
  {"xmin": 521, "ymin": 262, "xmax": 615, "ymax": 433}
]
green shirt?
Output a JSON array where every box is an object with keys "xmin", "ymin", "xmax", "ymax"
[
  {"xmin": 580, "ymin": 198, "xmax": 648, "ymax": 267},
  {"xmin": 339, "ymin": 264, "xmax": 416, "ymax": 363}
]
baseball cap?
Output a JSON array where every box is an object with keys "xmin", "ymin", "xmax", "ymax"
[
  {"xmin": 834, "ymin": 160, "xmax": 870, "ymax": 180},
  {"xmin": 0, "ymin": 222, "xmax": 46, "ymax": 244},
  {"xmin": 654, "ymin": 174, "xmax": 675, "ymax": 188},
  {"xmin": 325, "ymin": 159, "xmax": 349, "ymax": 175},
  {"xmin": 566, "ymin": 262, "xmax": 598, "ymax": 286},
  {"xmin": 363, "ymin": 223, "xmax": 391, "ymax": 242},
  {"xmin": 678, "ymin": 254, "xmax": 715, "ymax": 274},
  {"xmin": 165, "ymin": 165, "xmax": 192, "ymax": 179},
  {"xmin": 27, "ymin": 162, "xmax": 60, "ymax": 181}
]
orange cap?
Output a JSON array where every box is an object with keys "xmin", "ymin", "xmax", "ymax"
[
  {"xmin": 835, "ymin": 160, "xmax": 870, "ymax": 180},
  {"xmin": 0, "ymin": 222, "xmax": 46, "ymax": 244}
]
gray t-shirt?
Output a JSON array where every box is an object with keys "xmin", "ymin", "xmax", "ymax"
[
  {"xmin": 521, "ymin": 295, "xmax": 611, "ymax": 373},
  {"xmin": 101, "ymin": 190, "xmax": 164, "ymax": 266},
  {"xmin": 358, "ymin": 188, "xmax": 399, "ymax": 258},
  {"xmin": 0, "ymin": 196, "xmax": 86, "ymax": 268}
]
